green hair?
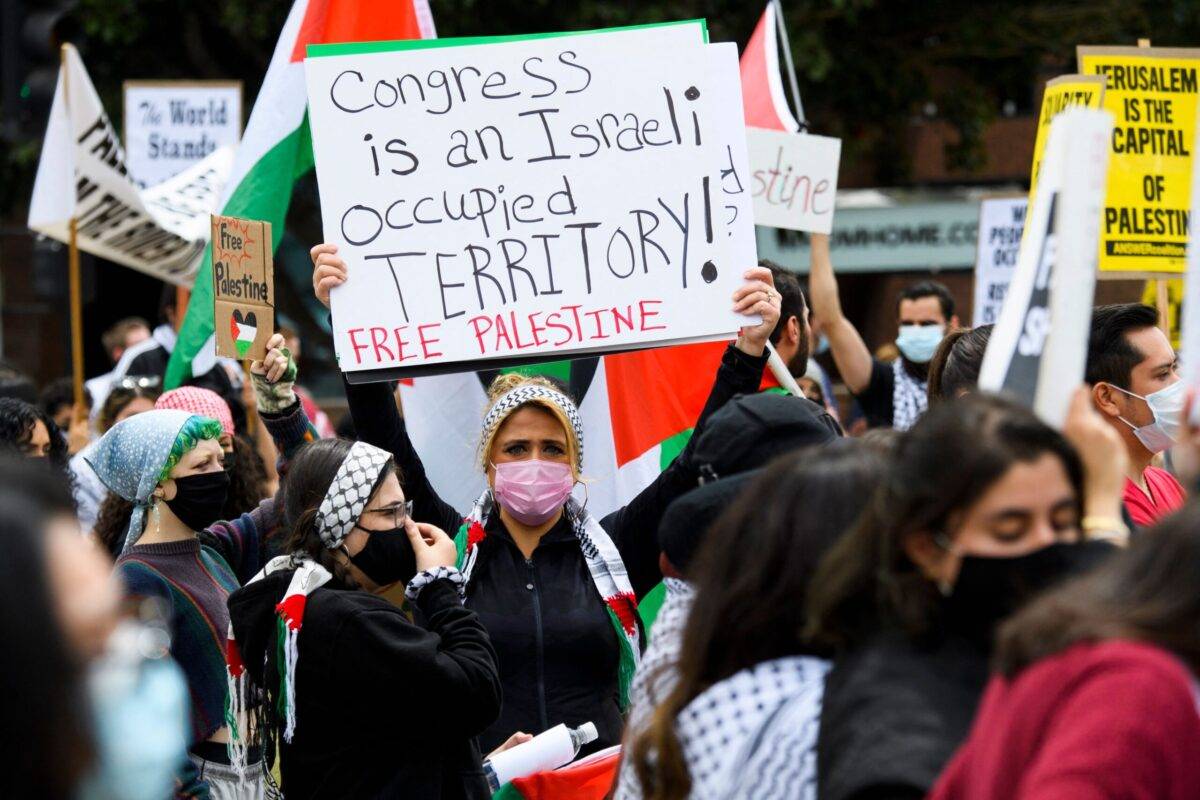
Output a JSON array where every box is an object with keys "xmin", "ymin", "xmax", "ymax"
[{"xmin": 158, "ymin": 416, "xmax": 224, "ymax": 482}]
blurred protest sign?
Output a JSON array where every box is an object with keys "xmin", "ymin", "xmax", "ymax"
[
  {"xmin": 304, "ymin": 22, "xmax": 757, "ymax": 380},
  {"xmin": 1078, "ymin": 45, "xmax": 1200, "ymax": 275},
  {"xmin": 972, "ymin": 195, "xmax": 1027, "ymax": 326},
  {"xmin": 211, "ymin": 215, "xmax": 274, "ymax": 361},
  {"xmin": 124, "ymin": 81, "xmax": 242, "ymax": 188},
  {"xmin": 1028, "ymin": 75, "xmax": 1105, "ymax": 208},
  {"xmin": 746, "ymin": 128, "xmax": 840, "ymax": 233},
  {"xmin": 980, "ymin": 108, "xmax": 1113, "ymax": 427},
  {"xmin": 28, "ymin": 45, "xmax": 230, "ymax": 286}
]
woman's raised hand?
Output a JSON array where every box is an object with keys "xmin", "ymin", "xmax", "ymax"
[
  {"xmin": 405, "ymin": 519, "xmax": 458, "ymax": 572},
  {"xmin": 310, "ymin": 243, "xmax": 348, "ymax": 309}
]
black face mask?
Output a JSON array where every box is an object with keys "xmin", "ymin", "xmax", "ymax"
[
  {"xmin": 165, "ymin": 471, "xmax": 230, "ymax": 531},
  {"xmin": 347, "ymin": 528, "xmax": 417, "ymax": 587},
  {"xmin": 943, "ymin": 539, "xmax": 1117, "ymax": 643}
]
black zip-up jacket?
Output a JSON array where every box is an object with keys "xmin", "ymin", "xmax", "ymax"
[
  {"xmin": 228, "ymin": 570, "xmax": 501, "ymax": 800},
  {"xmin": 345, "ymin": 344, "xmax": 770, "ymax": 752}
]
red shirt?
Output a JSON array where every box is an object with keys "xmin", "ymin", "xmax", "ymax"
[
  {"xmin": 930, "ymin": 640, "xmax": 1200, "ymax": 800},
  {"xmin": 1123, "ymin": 466, "xmax": 1186, "ymax": 527}
]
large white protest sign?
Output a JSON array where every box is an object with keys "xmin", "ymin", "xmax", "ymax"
[
  {"xmin": 28, "ymin": 45, "xmax": 231, "ymax": 286},
  {"xmin": 972, "ymin": 196, "xmax": 1027, "ymax": 326},
  {"xmin": 123, "ymin": 81, "xmax": 242, "ymax": 188},
  {"xmin": 979, "ymin": 108, "xmax": 1113, "ymax": 427},
  {"xmin": 746, "ymin": 127, "xmax": 840, "ymax": 233},
  {"xmin": 304, "ymin": 23, "xmax": 757, "ymax": 379}
]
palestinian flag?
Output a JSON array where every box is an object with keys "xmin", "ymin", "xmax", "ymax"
[
  {"xmin": 165, "ymin": 0, "xmax": 436, "ymax": 388},
  {"xmin": 493, "ymin": 745, "xmax": 621, "ymax": 800},
  {"xmin": 740, "ymin": 2, "xmax": 801, "ymax": 133},
  {"xmin": 230, "ymin": 309, "xmax": 259, "ymax": 359}
]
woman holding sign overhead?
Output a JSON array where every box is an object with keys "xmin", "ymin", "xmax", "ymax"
[{"xmin": 310, "ymin": 242, "xmax": 782, "ymax": 755}]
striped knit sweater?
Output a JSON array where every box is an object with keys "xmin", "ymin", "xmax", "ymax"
[{"xmin": 114, "ymin": 400, "xmax": 317, "ymax": 743}]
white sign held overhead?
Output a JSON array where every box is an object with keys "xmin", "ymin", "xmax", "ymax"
[
  {"xmin": 304, "ymin": 24, "xmax": 758, "ymax": 380},
  {"xmin": 27, "ymin": 45, "xmax": 231, "ymax": 286},
  {"xmin": 123, "ymin": 81, "xmax": 242, "ymax": 188},
  {"xmin": 746, "ymin": 127, "xmax": 841, "ymax": 233},
  {"xmin": 972, "ymin": 196, "xmax": 1027, "ymax": 327},
  {"xmin": 978, "ymin": 108, "xmax": 1113, "ymax": 428}
]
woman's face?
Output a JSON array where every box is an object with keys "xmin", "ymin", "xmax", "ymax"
[
  {"xmin": 341, "ymin": 472, "xmax": 407, "ymax": 559},
  {"xmin": 908, "ymin": 452, "xmax": 1080, "ymax": 588},
  {"xmin": 24, "ymin": 419, "xmax": 52, "ymax": 458},
  {"xmin": 486, "ymin": 406, "xmax": 571, "ymax": 484},
  {"xmin": 116, "ymin": 396, "xmax": 156, "ymax": 425},
  {"xmin": 159, "ymin": 439, "xmax": 224, "ymax": 500}
]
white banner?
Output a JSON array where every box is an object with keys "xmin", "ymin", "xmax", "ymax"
[
  {"xmin": 746, "ymin": 127, "xmax": 841, "ymax": 233},
  {"xmin": 972, "ymin": 196, "xmax": 1027, "ymax": 326},
  {"xmin": 979, "ymin": 108, "xmax": 1113, "ymax": 427},
  {"xmin": 304, "ymin": 24, "xmax": 757, "ymax": 378},
  {"xmin": 28, "ymin": 45, "xmax": 230, "ymax": 286},
  {"xmin": 123, "ymin": 81, "xmax": 242, "ymax": 188}
]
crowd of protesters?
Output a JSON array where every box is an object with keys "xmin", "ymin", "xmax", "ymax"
[{"xmin": 2, "ymin": 230, "xmax": 1199, "ymax": 800}]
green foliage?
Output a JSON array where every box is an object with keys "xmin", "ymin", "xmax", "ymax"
[{"xmin": 5, "ymin": 0, "xmax": 1200, "ymax": 216}]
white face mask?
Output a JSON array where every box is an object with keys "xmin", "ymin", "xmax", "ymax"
[{"xmin": 1111, "ymin": 379, "xmax": 1185, "ymax": 454}]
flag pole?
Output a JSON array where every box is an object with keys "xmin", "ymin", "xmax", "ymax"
[
  {"xmin": 770, "ymin": 0, "xmax": 807, "ymax": 130},
  {"xmin": 765, "ymin": 340, "xmax": 805, "ymax": 398},
  {"xmin": 61, "ymin": 44, "xmax": 85, "ymax": 414}
]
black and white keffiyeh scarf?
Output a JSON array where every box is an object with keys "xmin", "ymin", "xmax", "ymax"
[
  {"xmin": 891, "ymin": 359, "xmax": 928, "ymax": 431},
  {"xmin": 674, "ymin": 656, "xmax": 829, "ymax": 800}
]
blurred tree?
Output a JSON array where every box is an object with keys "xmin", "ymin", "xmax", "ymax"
[{"xmin": 4, "ymin": 0, "xmax": 1200, "ymax": 214}]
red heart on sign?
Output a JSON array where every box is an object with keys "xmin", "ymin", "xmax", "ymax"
[{"xmin": 229, "ymin": 314, "xmax": 240, "ymax": 342}]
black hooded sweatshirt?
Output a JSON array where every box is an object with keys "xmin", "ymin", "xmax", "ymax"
[{"xmin": 227, "ymin": 569, "xmax": 501, "ymax": 800}]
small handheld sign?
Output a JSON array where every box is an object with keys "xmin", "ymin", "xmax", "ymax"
[{"xmin": 211, "ymin": 214, "xmax": 274, "ymax": 361}]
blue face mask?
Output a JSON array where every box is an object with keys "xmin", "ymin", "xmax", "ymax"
[
  {"xmin": 895, "ymin": 324, "xmax": 945, "ymax": 364},
  {"xmin": 78, "ymin": 621, "xmax": 190, "ymax": 800}
]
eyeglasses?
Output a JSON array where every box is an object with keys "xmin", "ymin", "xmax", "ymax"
[
  {"xmin": 115, "ymin": 375, "xmax": 162, "ymax": 391},
  {"xmin": 355, "ymin": 500, "xmax": 414, "ymax": 532}
]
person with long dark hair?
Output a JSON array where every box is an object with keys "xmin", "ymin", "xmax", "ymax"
[
  {"xmin": 227, "ymin": 437, "xmax": 503, "ymax": 799},
  {"xmin": 310, "ymin": 243, "xmax": 785, "ymax": 754},
  {"xmin": 931, "ymin": 502, "xmax": 1200, "ymax": 799},
  {"xmin": 0, "ymin": 396, "xmax": 69, "ymax": 470},
  {"xmin": 624, "ymin": 441, "xmax": 889, "ymax": 800},
  {"xmin": 805, "ymin": 391, "xmax": 1128, "ymax": 800}
]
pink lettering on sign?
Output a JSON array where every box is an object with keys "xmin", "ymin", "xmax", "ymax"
[{"xmin": 468, "ymin": 299, "xmax": 668, "ymax": 356}]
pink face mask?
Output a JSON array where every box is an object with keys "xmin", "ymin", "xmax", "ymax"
[{"xmin": 492, "ymin": 459, "xmax": 574, "ymax": 526}]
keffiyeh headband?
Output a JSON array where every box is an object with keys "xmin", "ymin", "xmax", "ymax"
[
  {"xmin": 480, "ymin": 385, "xmax": 584, "ymax": 469},
  {"xmin": 316, "ymin": 441, "xmax": 393, "ymax": 549},
  {"xmin": 84, "ymin": 409, "xmax": 195, "ymax": 551}
]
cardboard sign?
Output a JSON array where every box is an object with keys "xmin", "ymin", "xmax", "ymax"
[
  {"xmin": 123, "ymin": 81, "xmax": 242, "ymax": 188},
  {"xmin": 1028, "ymin": 75, "xmax": 1106, "ymax": 208},
  {"xmin": 972, "ymin": 196, "xmax": 1027, "ymax": 326},
  {"xmin": 211, "ymin": 215, "xmax": 274, "ymax": 361},
  {"xmin": 979, "ymin": 108, "xmax": 1113, "ymax": 427},
  {"xmin": 303, "ymin": 22, "xmax": 757, "ymax": 380},
  {"xmin": 1078, "ymin": 46, "xmax": 1200, "ymax": 274},
  {"xmin": 745, "ymin": 128, "xmax": 841, "ymax": 233}
]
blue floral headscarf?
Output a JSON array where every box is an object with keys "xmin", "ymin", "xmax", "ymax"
[{"xmin": 85, "ymin": 409, "xmax": 196, "ymax": 551}]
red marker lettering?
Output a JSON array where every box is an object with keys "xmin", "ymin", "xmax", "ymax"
[
  {"xmin": 418, "ymin": 323, "xmax": 443, "ymax": 359},
  {"xmin": 640, "ymin": 299, "xmax": 666, "ymax": 331}
]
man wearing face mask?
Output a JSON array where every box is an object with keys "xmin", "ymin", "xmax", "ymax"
[
  {"xmin": 808, "ymin": 232, "xmax": 959, "ymax": 430},
  {"xmin": 1086, "ymin": 303, "xmax": 1187, "ymax": 527}
]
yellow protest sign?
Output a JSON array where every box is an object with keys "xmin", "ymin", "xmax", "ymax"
[
  {"xmin": 1029, "ymin": 75, "xmax": 1106, "ymax": 206},
  {"xmin": 1078, "ymin": 46, "xmax": 1200, "ymax": 275}
]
